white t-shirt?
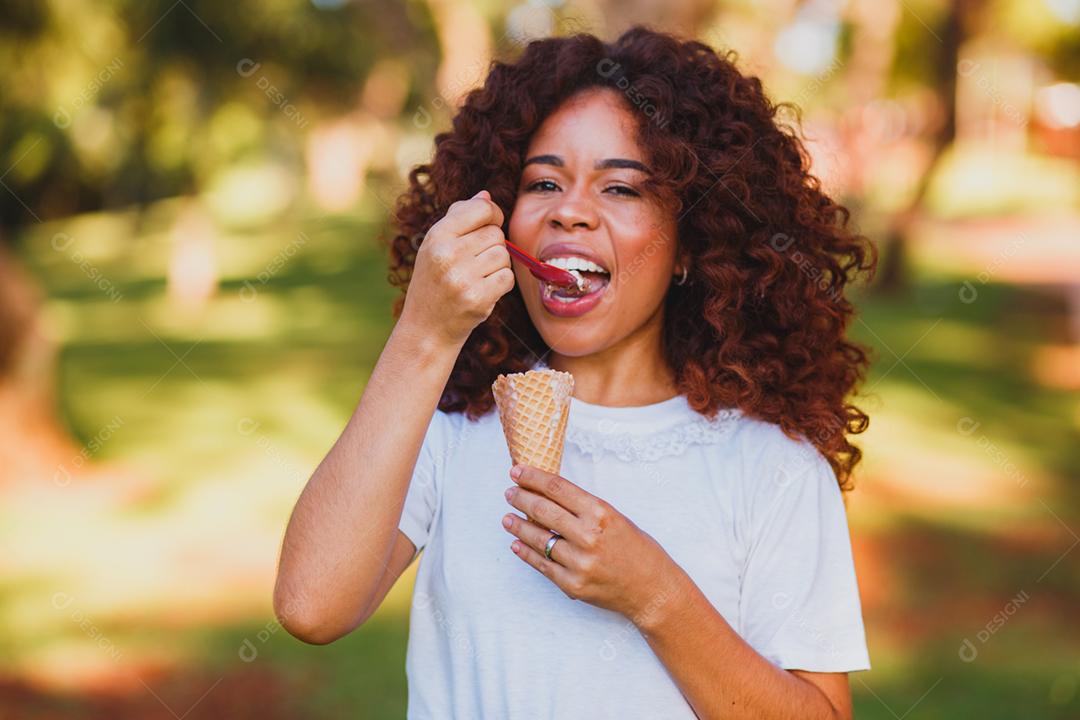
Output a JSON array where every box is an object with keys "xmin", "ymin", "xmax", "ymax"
[{"xmin": 397, "ymin": 378, "xmax": 871, "ymax": 718}]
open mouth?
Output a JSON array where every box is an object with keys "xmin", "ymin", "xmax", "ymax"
[{"xmin": 541, "ymin": 256, "xmax": 611, "ymax": 303}]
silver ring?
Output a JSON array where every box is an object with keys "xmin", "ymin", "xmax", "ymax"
[{"xmin": 544, "ymin": 532, "xmax": 562, "ymax": 560}]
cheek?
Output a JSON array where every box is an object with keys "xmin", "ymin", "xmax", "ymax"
[
  {"xmin": 616, "ymin": 227, "xmax": 677, "ymax": 290},
  {"xmin": 507, "ymin": 200, "xmax": 541, "ymax": 247},
  {"xmin": 593, "ymin": 251, "xmax": 673, "ymax": 325}
]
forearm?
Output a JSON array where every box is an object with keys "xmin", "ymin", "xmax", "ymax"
[
  {"xmin": 635, "ymin": 570, "xmax": 842, "ymax": 720},
  {"xmin": 274, "ymin": 317, "xmax": 461, "ymax": 640}
]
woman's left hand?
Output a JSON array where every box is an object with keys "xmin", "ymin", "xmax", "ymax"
[{"xmin": 502, "ymin": 463, "xmax": 683, "ymax": 622}]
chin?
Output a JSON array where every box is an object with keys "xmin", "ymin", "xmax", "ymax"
[
  {"xmin": 538, "ymin": 330, "xmax": 611, "ymax": 358},
  {"xmin": 526, "ymin": 307, "xmax": 617, "ymax": 359}
]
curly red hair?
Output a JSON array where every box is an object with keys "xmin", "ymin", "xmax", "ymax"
[{"xmin": 388, "ymin": 26, "xmax": 876, "ymax": 490}]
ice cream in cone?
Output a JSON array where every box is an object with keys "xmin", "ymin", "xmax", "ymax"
[{"xmin": 492, "ymin": 368, "xmax": 574, "ymax": 477}]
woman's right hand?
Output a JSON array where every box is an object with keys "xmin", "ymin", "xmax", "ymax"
[{"xmin": 399, "ymin": 189, "xmax": 516, "ymax": 348}]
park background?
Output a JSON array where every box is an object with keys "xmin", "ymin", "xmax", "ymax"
[{"xmin": 1, "ymin": 0, "xmax": 1078, "ymax": 717}]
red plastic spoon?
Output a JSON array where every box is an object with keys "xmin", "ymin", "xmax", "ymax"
[{"xmin": 504, "ymin": 239, "xmax": 580, "ymax": 289}]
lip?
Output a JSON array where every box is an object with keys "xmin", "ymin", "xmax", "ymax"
[
  {"xmin": 537, "ymin": 277, "xmax": 609, "ymax": 317},
  {"xmin": 537, "ymin": 242, "xmax": 612, "ymax": 274}
]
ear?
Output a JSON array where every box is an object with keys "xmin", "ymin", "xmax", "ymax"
[{"xmin": 676, "ymin": 250, "xmax": 691, "ymax": 274}]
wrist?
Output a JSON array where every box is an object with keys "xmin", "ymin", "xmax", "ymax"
[
  {"xmin": 392, "ymin": 311, "xmax": 465, "ymax": 362},
  {"xmin": 630, "ymin": 563, "xmax": 697, "ymax": 637}
]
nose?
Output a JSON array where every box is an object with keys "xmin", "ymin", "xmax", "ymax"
[{"xmin": 547, "ymin": 190, "xmax": 599, "ymax": 233}]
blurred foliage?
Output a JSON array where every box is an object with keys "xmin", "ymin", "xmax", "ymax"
[
  {"xmin": 2, "ymin": 0, "xmax": 1079, "ymax": 717},
  {"xmin": 1, "ymin": 0, "xmax": 1077, "ymax": 229},
  {"xmin": 0, "ymin": 0, "xmax": 438, "ymax": 225},
  {"xmin": 4, "ymin": 200, "xmax": 1077, "ymax": 717}
]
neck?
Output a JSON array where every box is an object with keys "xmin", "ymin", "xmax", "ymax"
[{"xmin": 546, "ymin": 308, "xmax": 678, "ymax": 407}]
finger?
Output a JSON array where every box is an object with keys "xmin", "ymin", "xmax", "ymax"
[
  {"xmin": 476, "ymin": 192, "xmax": 505, "ymax": 228},
  {"xmin": 509, "ymin": 536, "xmax": 579, "ymax": 598},
  {"xmin": 471, "ymin": 190, "xmax": 505, "ymax": 227},
  {"xmin": 501, "ymin": 512, "xmax": 582, "ymax": 567},
  {"xmin": 505, "ymin": 485, "xmax": 583, "ymax": 543},
  {"xmin": 477, "ymin": 266, "xmax": 515, "ymax": 296},
  {"xmin": 511, "ymin": 465, "xmax": 595, "ymax": 517},
  {"xmin": 457, "ymin": 224, "xmax": 506, "ymax": 255},
  {"xmin": 439, "ymin": 194, "xmax": 504, "ymax": 237},
  {"xmin": 473, "ymin": 243, "xmax": 511, "ymax": 277}
]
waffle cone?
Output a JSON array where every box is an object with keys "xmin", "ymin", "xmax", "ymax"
[{"xmin": 492, "ymin": 369, "xmax": 574, "ymax": 476}]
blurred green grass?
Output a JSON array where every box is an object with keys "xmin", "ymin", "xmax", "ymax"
[{"xmin": 4, "ymin": 195, "xmax": 1079, "ymax": 718}]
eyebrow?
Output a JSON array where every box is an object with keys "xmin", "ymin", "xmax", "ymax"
[{"xmin": 523, "ymin": 154, "xmax": 651, "ymax": 174}]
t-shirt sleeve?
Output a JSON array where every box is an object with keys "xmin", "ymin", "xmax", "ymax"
[
  {"xmin": 397, "ymin": 409, "xmax": 453, "ymax": 556},
  {"xmin": 738, "ymin": 442, "xmax": 871, "ymax": 672}
]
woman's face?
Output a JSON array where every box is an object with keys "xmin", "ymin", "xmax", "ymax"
[{"xmin": 508, "ymin": 87, "xmax": 680, "ymax": 358}]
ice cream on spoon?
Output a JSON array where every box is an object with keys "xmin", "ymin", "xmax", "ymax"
[{"xmin": 535, "ymin": 244, "xmax": 613, "ymax": 313}]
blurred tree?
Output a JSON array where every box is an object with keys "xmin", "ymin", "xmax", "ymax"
[
  {"xmin": 876, "ymin": 0, "xmax": 974, "ymax": 292},
  {"xmin": 0, "ymin": 0, "xmax": 442, "ymax": 485},
  {"xmin": 0, "ymin": 0, "xmax": 437, "ymax": 227},
  {"xmin": 593, "ymin": 0, "xmax": 717, "ymax": 36},
  {"xmin": 0, "ymin": 240, "xmax": 75, "ymax": 485}
]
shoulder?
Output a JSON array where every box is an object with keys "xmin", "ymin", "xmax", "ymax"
[
  {"xmin": 415, "ymin": 409, "xmax": 496, "ymax": 490},
  {"xmin": 725, "ymin": 414, "xmax": 824, "ymax": 471},
  {"xmin": 720, "ymin": 413, "xmax": 836, "ymax": 513},
  {"xmin": 426, "ymin": 407, "xmax": 497, "ymax": 451}
]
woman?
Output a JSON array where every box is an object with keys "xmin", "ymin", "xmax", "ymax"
[{"xmin": 274, "ymin": 26, "xmax": 876, "ymax": 719}]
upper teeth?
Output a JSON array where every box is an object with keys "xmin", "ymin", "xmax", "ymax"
[{"xmin": 545, "ymin": 256, "xmax": 609, "ymax": 274}]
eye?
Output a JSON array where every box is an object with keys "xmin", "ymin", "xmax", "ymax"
[
  {"xmin": 526, "ymin": 179, "xmax": 560, "ymax": 193},
  {"xmin": 605, "ymin": 184, "xmax": 640, "ymax": 197}
]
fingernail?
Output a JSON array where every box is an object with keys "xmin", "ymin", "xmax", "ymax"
[
  {"xmin": 502, "ymin": 515, "xmax": 513, "ymax": 528},
  {"xmin": 504, "ymin": 487, "xmax": 514, "ymax": 500},
  {"xmin": 510, "ymin": 465, "xmax": 522, "ymax": 479}
]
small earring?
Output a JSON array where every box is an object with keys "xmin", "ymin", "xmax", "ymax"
[{"xmin": 674, "ymin": 265, "xmax": 689, "ymax": 286}]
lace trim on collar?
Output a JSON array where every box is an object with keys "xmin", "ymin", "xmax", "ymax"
[{"xmin": 566, "ymin": 408, "xmax": 741, "ymax": 463}]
